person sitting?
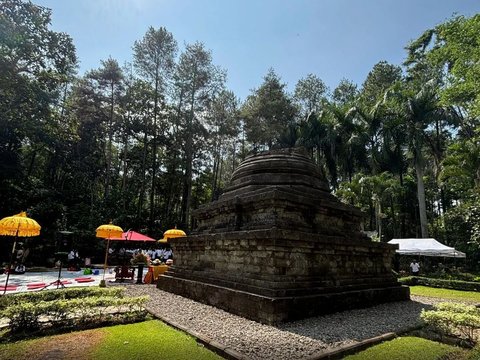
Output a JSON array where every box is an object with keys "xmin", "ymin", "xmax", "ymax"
[
  {"xmin": 163, "ymin": 248, "xmax": 173, "ymax": 261},
  {"xmin": 14, "ymin": 263, "xmax": 26, "ymax": 274},
  {"xmin": 16, "ymin": 247, "xmax": 24, "ymax": 263}
]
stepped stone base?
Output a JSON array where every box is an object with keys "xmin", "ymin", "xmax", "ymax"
[
  {"xmin": 158, "ymin": 275, "xmax": 409, "ymax": 324},
  {"xmin": 158, "ymin": 148, "xmax": 410, "ymax": 324}
]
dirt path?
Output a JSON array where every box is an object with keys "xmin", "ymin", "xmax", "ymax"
[{"xmin": 1, "ymin": 329, "xmax": 106, "ymax": 360}]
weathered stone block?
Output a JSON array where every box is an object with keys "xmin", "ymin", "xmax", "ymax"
[{"xmin": 158, "ymin": 148, "xmax": 409, "ymax": 323}]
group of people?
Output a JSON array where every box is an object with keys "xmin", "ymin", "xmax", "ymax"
[
  {"xmin": 67, "ymin": 249, "xmax": 81, "ymax": 270},
  {"xmin": 131, "ymin": 248, "xmax": 173, "ymax": 262},
  {"xmin": 14, "ymin": 247, "xmax": 27, "ymax": 273},
  {"xmin": 109, "ymin": 247, "xmax": 173, "ymax": 263},
  {"xmin": 148, "ymin": 248, "xmax": 173, "ymax": 262},
  {"xmin": 1, "ymin": 246, "xmax": 27, "ymax": 274}
]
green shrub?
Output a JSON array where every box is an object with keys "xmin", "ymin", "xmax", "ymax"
[
  {"xmin": 425, "ymin": 269, "xmax": 480, "ymax": 283},
  {"xmin": 399, "ymin": 276, "xmax": 417, "ymax": 285},
  {"xmin": 0, "ymin": 287, "xmax": 124, "ymax": 310},
  {"xmin": 0, "ymin": 302, "xmax": 46, "ymax": 332},
  {"xmin": 435, "ymin": 303, "xmax": 480, "ymax": 315},
  {"xmin": 466, "ymin": 344, "xmax": 480, "ymax": 359},
  {"xmin": 421, "ymin": 302, "xmax": 480, "ymax": 345},
  {"xmin": 0, "ymin": 295, "xmax": 148, "ymax": 334},
  {"xmin": 399, "ymin": 276, "xmax": 480, "ymax": 292}
]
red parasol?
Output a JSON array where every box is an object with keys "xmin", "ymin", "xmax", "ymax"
[{"xmin": 109, "ymin": 231, "xmax": 156, "ymax": 242}]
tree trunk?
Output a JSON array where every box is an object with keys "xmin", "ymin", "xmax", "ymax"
[
  {"xmin": 137, "ymin": 113, "xmax": 149, "ymax": 219},
  {"xmin": 105, "ymin": 81, "xmax": 115, "ymax": 200},
  {"xmin": 232, "ymin": 140, "xmax": 237, "ymax": 172},
  {"xmin": 211, "ymin": 145, "xmax": 219, "ymax": 201},
  {"xmin": 399, "ymin": 171, "xmax": 406, "ymax": 238},
  {"xmin": 121, "ymin": 120, "xmax": 129, "ymax": 211},
  {"xmin": 182, "ymin": 110, "xmax": 194, "ymax": 229},
  {"xmin": 217, "ymin": 151, "xmax": 224, "ymax": 194},
  {"xmin": 212, "ymin": 138, "xmax": 223, "ymax": 201},
  {"xmin": 164, "ymin": 90, "xmax": 184, "ymax": 222},
  {"xmin": 181, "ymin": 73, "xmax": 196, "ymax": 230},
  {"xmin": 415, "ymin": 158, "xmax": 429, "ymax": 238},
  {"xmin": 390, "ymin": 195, "xmax": 396, "ymax": 238},
  {"xmin": 149, "ymin": 74, "xmax": 159, "ymax": 230},
  {"xmin": 27, "ymin": 149, "xmax": 37, "ymax": 178}
]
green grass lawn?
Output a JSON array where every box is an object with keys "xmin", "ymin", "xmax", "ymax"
[
  {"xmin": 410, "ymin": 285, "xmax": 480, "ymax": 302},
  {"xmin": 344, "ymin": 336, "xmax": 463, "ymax": 360},
  {"xmin": 92, "ymin": 320, "xmax": 222, "ymax": 360},
  {"xmin": 0, "ymin": 320, "xmax": 223, "ymax": 360}
]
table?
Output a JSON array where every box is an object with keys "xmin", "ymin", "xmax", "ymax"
[{"xmin": 144, "ymin": 265, "xmax": 169, "ymax": 284}]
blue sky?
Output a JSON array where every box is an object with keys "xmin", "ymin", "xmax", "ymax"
[{"xmin": 35, "ymin": 0, "xmax": 479, "ymax": 100}]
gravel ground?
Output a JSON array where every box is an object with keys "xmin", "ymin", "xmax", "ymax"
[{"xmin": 120, "ymin": 285, "xmax": 448, "ymax": 360}]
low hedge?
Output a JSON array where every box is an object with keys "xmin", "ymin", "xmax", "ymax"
[
  {"xmin": 0, "ymin": 295, "xmax": 148, "ymax": 333},
  {"xmin": 421, "ymin": 302, "xmax": 480, "ymax": 345},
  {"xmin": 0, "ymin": 287, "xmax": 124, "ymax": 309},
  {"xmin": 399, "ymin": 276, "xmax": 480, "ymax": 292}
]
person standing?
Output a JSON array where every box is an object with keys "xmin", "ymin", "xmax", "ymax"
[
  {"xmin": 410, "ymin": 259, "xmax": 420, "ymax": 275},
  {"xmin": 67, "ymin": 250, "xmax": 75, "ymax": 268},
  {"xmin": 16, "ymin": 247, "xmax": 24, "ymax": 263}
]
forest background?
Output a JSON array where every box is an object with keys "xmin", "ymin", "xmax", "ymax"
[{"xmin": 1, "ymin": 0, "xmax": 479, "ymax": 267}]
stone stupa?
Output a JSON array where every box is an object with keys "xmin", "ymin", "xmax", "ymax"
[{"xmin": 157, "ymin": 148, "xmax": 409, "ymax": 324}]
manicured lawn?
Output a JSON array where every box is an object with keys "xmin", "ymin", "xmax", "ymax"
[
  {"xmin": 0, "ymin": 320, "xmax": 222, "ymax": 360},
  {"xmin": 410, "ymin": 285, "xmax": 480, "ymax": 302},
  {"xmin": 344, "ymin": 336, "xmax": 463, "ymax": 360},
  {"xmin": 92, "ymin": 320, "xmax": 221, "ymax": 360}
]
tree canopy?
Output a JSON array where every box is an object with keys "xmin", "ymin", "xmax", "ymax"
[{"xmin": 1, "ymin": 2, "xmax": 479, "ymax": 268}]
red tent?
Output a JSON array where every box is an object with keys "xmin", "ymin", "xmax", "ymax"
[{"xmin": 109, "ymin": 231, "xmax": 156, "ymax": 242}]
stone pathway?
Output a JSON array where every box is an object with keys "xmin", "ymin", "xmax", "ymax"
[
  {"xmin": 121, "ymin": 285, "xmax": 443, "ymax": 360},
  {"xmin": 0, "ymin": 267, "xmax": 147, "ymax": 293}
]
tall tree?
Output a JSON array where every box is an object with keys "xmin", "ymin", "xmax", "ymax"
[
  {"xmin": 174, "ymin": 42, "xmax": 225, "ymax": 228},
  {"xmin": 392, "ymin": 82, "xmax": 453, "ymax": 238},
  {"xmin": 361, "ymin": 61, "xmax": 402, "ymax": 106},
  {"xmin": 87, "ymin": 58, "xmax": 124, "ymax": 200},
  {"xmin": 119, "ymin": 76, "xmax": 155, "ymax": 221},
  {"xmin": 207, "ymin": 90, "xmax": 240, "ymax": 199},
  {"xmin": 420, "ymin": 15, "xmax": 480, "ymax": 132},
  {"xmin": 294, "ymin": 73, "xmax": 328, "ymax": 119},
  {"xmin": 0, "ymin": 0, "xmax": 76, "ymax": 217},
  {"xmin": 297, "ymin": 109, "xmax": 341, "ymax": 187},
  {"xmin": 332, "ymin": 78, "xmax": 358, "ymax": 106},
  {"xmin": 133, "ymin": 26, "xmax": 177, "ymax": 229},
  {"xmin": 241, "ymin": 69, "xmax": 297, "ymax": 150}
]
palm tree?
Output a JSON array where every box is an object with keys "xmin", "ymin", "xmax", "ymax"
[
  {"xmin": 349, "ymin": 100, "xmax": 387, "ymax": 175},
  {"xmin": 329, "ymin": 103, "xmax": 372, "ymax": 183},
  {"xmin": 395, "ymin": 81, "xmax": 454, "ymax": 238},
  {"xmin": 298, "ymin": 111, "xmax": 339, "ymax": 187}
]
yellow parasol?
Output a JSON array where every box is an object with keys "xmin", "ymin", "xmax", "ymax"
[
  {"xmin": 95, "ymin": 223, "xmax": 123, "ymax": 283},
  {"xmin": 158, "ymin": 227, "xmax": 186, "ymax": 243},
  {"xmin": 0, "ymin": 211, "xmax": 41, "ymax": 294}
]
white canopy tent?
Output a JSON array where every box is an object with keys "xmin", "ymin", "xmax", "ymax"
[{"xmin": 388, "ymin": 238, "xmax": 466, "ymax": 258}]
